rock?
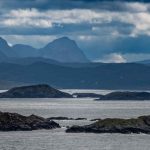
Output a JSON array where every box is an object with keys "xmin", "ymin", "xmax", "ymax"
[
  {"xmin": 75, "ymin": 118, "xmax": 87, "ymax": 120},
  {"xmin": 0, "ymin": 84, "xmax": 72, "ymax": 98},
  {"xmin": 66, "ymin": 115, "xmax": 150, "ymax": 134},
  {"xmin": 97, "ymin": 91, "xmax": 150, "ymax": 100},
  {"xmin": 47, "ymin": 117, "xmax": 74, "ymax": 121},
  {"xmin": 0, "ymin": 112, "xmax": 60, "ymax": 131},
  {"xmin": 73, "ymin": 93, "xmax": 102, "ymax": 98},
  {"xmin": 47, "ymin": 117, "xmax": 87, "ymax": 121}
]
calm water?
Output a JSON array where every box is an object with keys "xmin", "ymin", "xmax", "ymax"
[{"xmin": 0, "ymin": 89, "xmax": 150, "ymax": 150}]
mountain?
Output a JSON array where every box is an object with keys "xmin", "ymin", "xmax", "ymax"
[
  {"xmin": 0, "ymin": 84, "xmax": 72, "ymax": 98},
  {"xmin": 0, "ymin": 37, "xmax": 16, "ymax": 57},
  {"xmin": 40, "ymin": 37, "xmax": 89, "ymax": 63},
  {"xmin": 0, "ymin": 51, "xmax": 7, "ymax": 62},
  {"xmin": 12, "ymin": 44, "xmax": 38, "ymax": 58},
  {"xmin": 0, "ymin": 37, "xmax": 89, "ymax": 63},
  {"xmin": 4, "ymin": 57, "xmax": 59, "ymax": 65},
  {"xmin": 0, "ymin": 62, "xmax": 150, "ymax": 90}
]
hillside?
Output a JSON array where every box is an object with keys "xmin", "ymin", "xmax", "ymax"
[{"xmin": 0, "ymin": 62, "xmax": 150, "ymax": 90}]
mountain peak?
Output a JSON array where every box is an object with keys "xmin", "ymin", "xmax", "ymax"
[
  {"xmin": 0, "ymin": 37, "xmax": 9, "ymax": 48},
  {"xmin": 46, "ymin": 37, "xmax": 75, "ymax": 48},
  {"xmin": 42, "ymin": 37, "xmax": 89, "ymax": 63}
]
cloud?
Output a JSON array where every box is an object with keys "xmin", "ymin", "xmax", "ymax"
[
  {"xmin": 1, "ymin": 4, "xmax": 150, "ymax": 37},
  {"xmin": 123, "ymin": 53, "xmax": 150, "ymax": 62},
  {"xmin": 1, "ymin": 0, "xmax": 150, "ymax": 11},
  {"xmin": 95, "ymin": 53, "xmax": 126, "ymax": 63}
]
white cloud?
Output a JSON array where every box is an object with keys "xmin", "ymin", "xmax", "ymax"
[
  {"xmin": 95, "ymin": 53, "xmax": 126, "ymax": 63},
  {"xmin": 123, "ymin": 53, "xmax": 150, "ymax": 62},
  {"xmin": 125, "ymin": 2, "xmax": 149, "ymax": 12},
  {"xmin": 1, "ymin": 2, "xmax": 150, "ymax": 36}
]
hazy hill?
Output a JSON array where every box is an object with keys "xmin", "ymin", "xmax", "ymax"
[
  {"xmin": 0, "ymin": 51, "xmax": 7, "ymax": 62},
  {"xmin": 12, "ymin": 44, "xmax": 39, "ymax": 58},
  {"xmin": 136, "ymin": 59, "xmax": 150, "ymax": 65},
  {"xmin": 0, "ymin": 62, "xmax": 150, "ymax": 90}
]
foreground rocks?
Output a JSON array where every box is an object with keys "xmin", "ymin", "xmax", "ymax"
[
  {"xmin": 97, "ymin": 91, "xmax": 150, "ymax": 100},
  {"xmin": 66, "ymin": 115, "xmax": 150, "ymax": 134},
  {"xmin": 0, "ymin": 112, "xmax": 60, "ymax": 131},
  {"xmin": 0, "ymin": 84, "xmax": 72, "ymax": 98}
]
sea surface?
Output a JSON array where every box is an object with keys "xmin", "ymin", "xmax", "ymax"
[{"xmin": 0, "ymin": 89, "xmax": 150, "ymax": 150}]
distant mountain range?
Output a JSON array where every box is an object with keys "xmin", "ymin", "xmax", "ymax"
[
  {"xmin": 0, "ymin": 62, "xmax": 150, "ymax": 90},
  {"xmin": 0, "ymin": 37, "xmax": 89, "ymax": 63},
  {"xmin": 136, "ymin": 59, "xmax": 150, "ymax": 65},
  {"xmin": 0, "ymin": 37, "xmax": 150, "ymax": 90}
]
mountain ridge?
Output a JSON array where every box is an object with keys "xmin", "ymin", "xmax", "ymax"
[
  {"xmin": 0, "ymin": 37, "xmax": 89, "ymax": 63},
  {"xmin": 0, "ymin": 62, "xmax": 150, "ymax": 90}
]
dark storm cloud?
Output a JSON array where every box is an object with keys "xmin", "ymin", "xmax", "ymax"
[{"xmin": 0, "ymin": 0, "xmax": 150, "ymax": 11}]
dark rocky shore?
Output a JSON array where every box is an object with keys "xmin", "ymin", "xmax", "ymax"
[
  {"xmin": 66, "ymin": 115, "xmax": 150, "ymax": 134},
  {"xmin": 0, "ymin": 84, "xmax": 72, "ymax": 98},
  {"xmin": 0, "ymin": 112, "xmax": 60, "ymax": 131}
]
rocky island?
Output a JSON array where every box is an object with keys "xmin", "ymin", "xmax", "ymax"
[
  {"xmin": 97, "ymin": 91, "xmax": 150, "ymax": 100},
  {"xmin": 0, "ymin": 112, "xmax": 60, "ymax": 131},
  {"xmin": 66, "ymin": 115, "xmax": 150, "ymax": 134},
  {"xmin": 0, "ymin": 84, "xmax": 72, "ymax": 98}
]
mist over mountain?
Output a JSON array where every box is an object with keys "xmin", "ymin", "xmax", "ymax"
[{"xmin": 0, "ymin": 37, "xmax": 89, "ymax": 63}]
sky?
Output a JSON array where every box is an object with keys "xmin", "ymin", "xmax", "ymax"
[{"xmin": 1, "ymin": 0, "xmax": 150, "ymax": 62}]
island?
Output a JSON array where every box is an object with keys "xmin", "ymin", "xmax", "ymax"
[
  {"xmin": 97, "ymin": 91, "xmax": 150, "ymax": 100},
  {"xmin": 0, "ymin": 84, "xmax": 72, "ymax": 98},
  {"xmin": 66, "ymin": 115, "xmax": 150, "ymax": 134},
  {"xmin": 0, "ymin": 111, "xmax": 60, "ymax": 131}
]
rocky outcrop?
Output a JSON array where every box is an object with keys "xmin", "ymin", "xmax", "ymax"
[
  {"xmin": 73, "ymin": 93, "xmax": 102, "ymax": 98},
  {"xmin": 47, "ymin": 117, "xmax": 87, "ymax": 121},
  {"xmin": 97, "ymin": 91, "xmax": 150, "ymax": 100},
  {"xmin": 0, "ymin": 84, "xmax": 72, "ymax": 98},
  {"xmin": 66, "ymin": 115, "xmax": 150, "ymax": 134},
  {"xmin": 0, "ymin": 112, "xmax": 60, "ymax": 131}
]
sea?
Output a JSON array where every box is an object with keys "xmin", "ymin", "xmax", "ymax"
[{"xmin": 0, "ymin": 89, "xmax": 150, "ymax": 150}]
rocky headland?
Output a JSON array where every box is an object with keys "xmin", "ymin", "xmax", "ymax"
[
  {"xmin": 66, "ymin": 115, "xmax": 150, "ymax": 134},
  {"xmin": 0, "ymin": 112, "xmax": 60, "ymax": 131},
  {"xmin": 97, "ymin": 91, "xmax": 150, "ymax": 100},
  {"xmin": 0, "ymin": 84, "xmax": 72, "ymax": 98}
]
